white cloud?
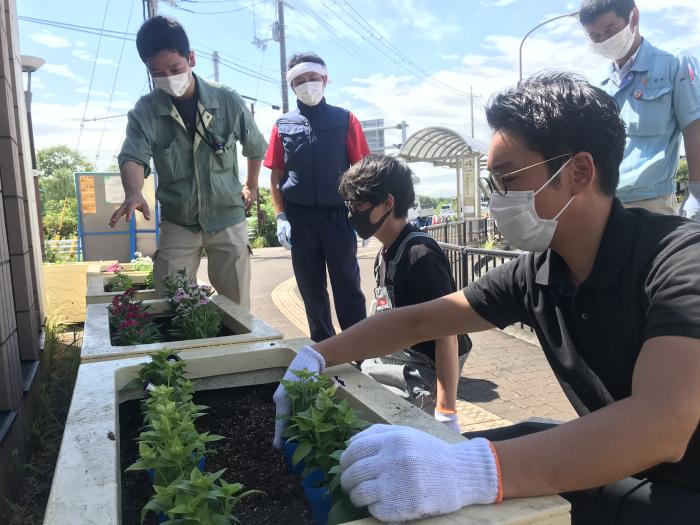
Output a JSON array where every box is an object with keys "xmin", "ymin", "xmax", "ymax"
[
  {"xmin": 74, "ymin": 87, "xmax": 112, "ymax": 98},
  {"xmin": 30, "ymin": 32, "xmax": 71, "ymax": 48},
  {"xmin": 42, "ymin": 64, "xmax": 87, "ymax": 83},
  {"xmin": 480, "ymin": 0, "xmax": 519, "ymax": 6},
  {"xmin": 72, "ymin": 49, "xmax": 118, "ymax": 67},
  {"xmin": 440, "ymin": 54, "xmax": 460, "ymax": 60},
  {"xmin": 73, "ymin": 49, "xmax": 91, "ymax": 61},
  {"xmin": 75, "ymin": 40, "xmax": 87, "ymax": 48}
]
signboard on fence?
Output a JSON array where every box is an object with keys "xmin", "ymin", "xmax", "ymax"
[
  {"xmin": 361, "ymin": 118, "xmax": 385, "ymax": 155},
  {"xmin": 462, "ymin": 154, "xmax": 479, "ymax": 218},
  {"xmin": 75, "ymin": 172, "xmax": 159, "ymax": 262}
]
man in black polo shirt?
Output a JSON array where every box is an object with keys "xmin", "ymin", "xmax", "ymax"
[
  {"xmin": 272, "ymin": 72, "xmax": 700, "ymax": 523},
  {"xmin": 338, "ymin": 154, "xmax": 471, "ymax": 431}
]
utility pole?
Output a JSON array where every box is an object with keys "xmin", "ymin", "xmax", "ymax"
[
  {"xmin": 470, "ymin": 85, "xmax": 475, "ymax": 138},
  {"xmin": 147, "ymin": 0, "xmax": 157, "ymax": 18},
  {"xmin": 212, "ymin": 51, "xmax": 220, "ymax": 82},
  {"xmin": 274, "ymin": 0, "xmax": 289, "ymax": 113}
]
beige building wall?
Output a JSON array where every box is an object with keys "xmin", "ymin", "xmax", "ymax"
[{"xmin": 0, "ymin": 0, "xmax": 47, "ymax": 507}]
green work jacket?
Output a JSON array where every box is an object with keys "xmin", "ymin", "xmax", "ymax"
[{"xmin": 118, "ymin": 75, "xmax": 266, "ymax": 233}]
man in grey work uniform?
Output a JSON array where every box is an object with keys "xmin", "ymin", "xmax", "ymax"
[
  {"xmin": 580, "ymin": 0, "xmax": 700, "ymax": 218},
  {"xmin": 109, "ymin": 16, "xmax": 266, "ymax": 309}
]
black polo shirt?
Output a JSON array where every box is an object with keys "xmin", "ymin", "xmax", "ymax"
[
  {"xmin": 464, "ymin": 199, "xmax": 700, "ymax": 489},
  {"xmin": 376, "ymin": 224, "xmax": 471, "ymax": 362}
]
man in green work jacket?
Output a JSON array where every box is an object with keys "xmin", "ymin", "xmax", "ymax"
[{"xmin": 110, "ymin": 16, "xmax": 266, "ymax": 309}]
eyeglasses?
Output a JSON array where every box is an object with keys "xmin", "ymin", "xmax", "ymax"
[{"xmin": 483, "ymin": 153, "xmax": 573, "ymax": 197}]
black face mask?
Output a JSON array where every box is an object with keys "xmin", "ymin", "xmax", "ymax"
[{"xmin": 348, "ymin": 205, "xmax": 392, "ymax": 240}]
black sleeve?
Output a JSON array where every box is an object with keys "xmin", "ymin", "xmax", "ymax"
[
  {"xmin": 462, "ymin": 256, "xmax": 530, "ymax": 329},
  {"xmin": 405, "ymin": 248, "xmax": 455, "ymax": 304},
  {"xmin": 644, "ymin": 232, "xmax": 700, "ymax": 341}
]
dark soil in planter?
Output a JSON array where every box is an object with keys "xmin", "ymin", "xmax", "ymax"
[
  {"xmin": 104, "ymin": 283, "xmax": 152, "ymax": 292},
  {"xmin": 108, "ymin": 313, "xmax": 237, "ymax": 345},
  {"xmin": 119, "ymin": 382, "xmax": 315, "ymax": 525}
]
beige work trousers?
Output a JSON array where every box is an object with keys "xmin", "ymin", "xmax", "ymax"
[
  {"xmin": 623, "ymin": 194, "xmax": 678, "ymax": 215},
  {"xmin": 153, "ymin": 220, "xmax": 251, "ymax": 309}
]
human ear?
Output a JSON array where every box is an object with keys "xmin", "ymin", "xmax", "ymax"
[{"xmin": 569, "ymin": 153, "xmax": 595, "ymax": 195}]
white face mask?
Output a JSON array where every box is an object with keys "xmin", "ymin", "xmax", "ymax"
[
  {"xmin": 590, "ymin": 20, "xmax": 636, "ymax": 61},
  {"xmin": 294, "ymin": 81, "xmax": 324, "ymax": 106},
  {"xmin": 153, "ymin": 70, "xmax": 192, "ymax": 98},
  {"xmin": 488, "ymin": 157, "xmax": 575, "ymax": 253}
]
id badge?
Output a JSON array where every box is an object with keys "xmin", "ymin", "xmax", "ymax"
[{"xmin": 371, "ymin": 286, "xmax": 393, "ymax": 315}]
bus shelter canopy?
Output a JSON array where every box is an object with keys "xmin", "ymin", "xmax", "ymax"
[{"xmin": 398, "ymin": 126, "xmax": 488, "ymax": 168}]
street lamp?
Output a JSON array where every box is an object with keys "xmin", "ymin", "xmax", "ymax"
[
  {"xmin": 21, "ymin": 55, "xmax": 45, "ymax": 255},
  {"xmin": 519, "ymin": 12, "xmax": 580, "ymax": 82},
  {"xmin": 21, "ymin": 55, "xmax": 45, "ymax": 93}
]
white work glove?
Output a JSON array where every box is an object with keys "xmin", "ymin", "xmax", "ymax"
[
  {"xmin": 276, "ymin": 212, "xmax": 292, "ymax": 250},
  {"xmin": 340, "ymin": 425, "xmax": 501, "ymax": 522},
  {"xmin": 681, "ymin": 182, "xmax": 700, "ymax": 222},
  {"xmin": 434, "ymin": 408, "xmax": 460, "ymax": 433},
  {"xmin": 272, "ymin": 345, "xmax": 325, "ymax": 448}
]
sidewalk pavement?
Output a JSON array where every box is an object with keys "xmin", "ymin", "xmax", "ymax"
[{"xmin": 199, "ymin": 241, "xmax": 577, "ymax": 429}]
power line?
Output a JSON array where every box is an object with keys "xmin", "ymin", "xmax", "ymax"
[
  {"xmin": 96, "ymin": 0, "xmax": 136, "ymax": 163},
  {"xmin": 18, "ymin": 15, "xmax": 279, "ymax": 84},
  {"xmin": 292, "ymin": 0, "xmax": 384, "ymax": 76},
  {"xmin": 76, "ymin": 0, "xmax": 111, "ymax": 151},
  {"xmin": 337, "ymin": 0, "xmax": 471, "ymax": 97},
  {"xmin": 167, "ymin": 0, "xmax": 268, "ymax": 15}
]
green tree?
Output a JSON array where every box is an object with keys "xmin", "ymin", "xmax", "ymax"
[
  {"xmin": 249, "ymin": 188, "xmax": 279, "ymax": 248},
  {"xmin": 37, "ymin": 145, "xmax": 94, "ymax": 178},
  {"xmin": 37, "ymin": 145, "xmax": 93, "ymax": 240}
]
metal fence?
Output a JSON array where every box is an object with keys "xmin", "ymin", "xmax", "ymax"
[
  {"xmin": 437, "ymin": 241, "xmax": 535, "ymax": 335},
  {"xmin": 44, "ymin": 238, "xmax": 81, "ymax": 262},
  {"xmin": 425, "ymin": 218, "xmax": 497, "ymax": 246},
  {"xmin": 438, "ymin": 242, "xmax": 523, "ymax": 290}
]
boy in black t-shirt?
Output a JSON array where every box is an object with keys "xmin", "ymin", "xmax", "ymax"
[{"xmin": 339, "ymin": 155, "xmax": 471, "ymax": 432}]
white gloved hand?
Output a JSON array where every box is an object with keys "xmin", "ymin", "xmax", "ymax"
[
  {"xmin": 340, "ymin": 425, "xmax": 501, "ymax": 522},
  {"xmin": 272, "ymin": 345, "xmax": 325, "ymax": 448},
  {"xmin": 434, "ymin": 408, "xmax": 460, "ymax": 433},
  {"xmin": 276, "ymin": 212, "xmax": 292, "ymax": 250},
  {"xmin": 681, "ymin": 182, "xmax": 700, "ymax": 222}
]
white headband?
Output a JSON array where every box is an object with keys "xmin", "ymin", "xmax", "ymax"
[{"xmin": 286, "ymin": 62, "xmax": 329, "ymax": 86}]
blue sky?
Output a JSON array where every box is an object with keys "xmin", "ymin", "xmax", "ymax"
[{"xmin": 17, "ymin": 0, "xmax": 700, "ymax": 196}]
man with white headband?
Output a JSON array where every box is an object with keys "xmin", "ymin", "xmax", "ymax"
[
  {"xmin": 580, "ymin": 0, "xmax": 700, "ymax": 219},
  {"xmin": 111, "ymin": 16, "xmax": 266, "ymax": 308},
  {"xmin": 264, "ymin": 52, "xmax": 370, "ymax": 342}
]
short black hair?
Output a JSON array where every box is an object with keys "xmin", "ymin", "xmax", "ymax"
[
  {"xmin": 485, "ymin": 73, "xmax": 625, "ymax": 197},
  {"xmin": 136, "ymin": 16, "xmax": 190, "ymax": 63},
  {"xmin": 287, "ymin": 52, "xmax": 326, "ymax": 70},
  {"xmin": 579, "ymin": 0, "xmax": 636, "ymax": 26},
  {"xmin": 339, "ymin": 155, "xmax": 415, "ymax": 219}
]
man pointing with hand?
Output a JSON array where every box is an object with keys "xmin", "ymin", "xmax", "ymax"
[{"xmin": 110, "ymin": 16, "xmax": 266, "ymax": 309}]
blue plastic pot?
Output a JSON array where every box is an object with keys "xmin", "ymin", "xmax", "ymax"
[
  {"xmin": 147, "ymin": 455, "xmax": 205, "ymax": 485},
  {"xmin": 283, "ymin": 439, "xmax": 305, "ymax": 475},
  {"xmin": 302, "ymin": 468, "xmax": 332, "ymax": 525}
]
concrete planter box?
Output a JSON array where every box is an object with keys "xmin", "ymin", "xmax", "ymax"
[
  {"xmin": 42, "ymin": 262, "xmax": 93, "ymax": 323},
  {"xmin": 81, "ymin": 294, "xmax": 282, "ymax": 362},
  {"xmin": 86, "ymin": 272, "xmax": 157, "ymax": 305},
  {"xmin": 86, "ymin": 261, "xmax": 150, "ymax": 279},
  {"xmin": 45, "ymin": 339, "xmax": 569, "ymax": 525}
]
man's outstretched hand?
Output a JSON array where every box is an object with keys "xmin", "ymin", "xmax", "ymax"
[{"xmin": 109, "ymin": 192, "xmax": 150, "ymax": 227}]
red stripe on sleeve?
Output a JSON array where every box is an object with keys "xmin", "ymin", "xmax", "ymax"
[
  {"xmin": 263, "ymin": 124, "xmax": 286, "ymax": 170},
  {"xmin": 346, "ymin": 113, "xmax": 370, "ymax": 164}
]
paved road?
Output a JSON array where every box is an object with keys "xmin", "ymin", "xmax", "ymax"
[{"xmin": 198, "ymin": 241, "xmax": 577, "ymax": 427}]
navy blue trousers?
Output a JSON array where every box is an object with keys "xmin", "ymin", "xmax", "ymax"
[{"xmin": 286, "ymin": 202, "xmax": 366, "ymax": 342}]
